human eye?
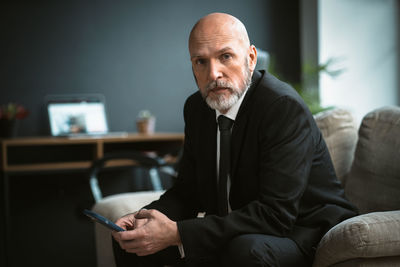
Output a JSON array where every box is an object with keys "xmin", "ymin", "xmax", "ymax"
[
  {"xmin": 221, "ymin": 53, "xmax": 232, "ymax": 61},
  {"xmin": 194, "ymin": 58, "xmax": 206, "ymax": 65}
]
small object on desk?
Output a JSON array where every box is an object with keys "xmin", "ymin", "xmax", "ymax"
[
  {"xmin": 0, "ymin": 119, "xmax": 17, "ymax": 138},
  {"xmin": 136, "ymin": 110, "xmax": 155, "ymax": 134},
  {"xmin": 0, "ymin": 102, "xmax": 29, "ymax": 138}
]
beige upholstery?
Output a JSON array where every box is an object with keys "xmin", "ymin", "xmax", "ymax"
[
  {"xmin": 314, "ymin": 109, "xmax": 358, "ymax": 183},
  {"xmin": 313, "ymin": 106, "xmax": 400, "ymax": 267},
  {"xmin": 345, "ymin": 107, "xmax": 400, "ymax": 214},
  {"xmin": 314, "ymin": 211, "xmax": 400, "ymax": 266},
  {"xmin": 91, "ymin": 106, "xmax": 400, "ymax": 267},
  {"xmin": 92, "ymin": 191, "xmax": 164, "ymax": 267},
  {"xmin": 330, "ymin": 256, "xmax": 400, "ymax": 267}
]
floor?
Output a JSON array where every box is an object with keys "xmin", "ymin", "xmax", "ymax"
[{"xmin": 6, "ymin": 172, "xmax": 96, "ymax": 267}]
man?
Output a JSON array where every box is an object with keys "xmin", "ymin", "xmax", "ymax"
[{"xmin": 112, "ymin": 13, "xmax": 357, "ymax": 267}]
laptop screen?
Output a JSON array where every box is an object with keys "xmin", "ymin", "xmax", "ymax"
[{"xmin": 47, "ymin": 95, "xmax": 109, "ymax": 136}]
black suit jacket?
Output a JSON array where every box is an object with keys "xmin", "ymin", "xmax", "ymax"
[{"xmin": 147, "ymin": 70, "xmax": 357, "ymax": 263}]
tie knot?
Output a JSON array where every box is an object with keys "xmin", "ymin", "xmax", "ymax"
[{"xmin": 218, "ymin": 115, "xmax": 234, "ymax": 131}]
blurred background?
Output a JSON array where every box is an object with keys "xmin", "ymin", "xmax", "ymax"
[
  {"xmin": 0, "ymin": 0, "xmax": 399, "ymax": 266},
  {"xmin": 2, "ymin": 0, "xmax": 398, "ymax": 136},
  {"xmin": 1, "ymin": 0, "xmax": 302, "ymax": 136}
]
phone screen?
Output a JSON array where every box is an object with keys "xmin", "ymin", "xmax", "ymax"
[{"xmin": 83, "ymin": 209, "xmax": 125, "ymax": 232}]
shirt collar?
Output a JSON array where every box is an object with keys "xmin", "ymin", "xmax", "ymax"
[{"xmin": 215, "ymin": 88, "xmax": 248, "ymax": 122}]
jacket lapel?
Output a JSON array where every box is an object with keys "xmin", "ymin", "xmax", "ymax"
[
  {"xmin": 199, "ymin": 104, "xmax": 218, "ymax": 212},
  {"xmin": 231, "ymin": 70, "xmax": 263, "ymax": 180}
]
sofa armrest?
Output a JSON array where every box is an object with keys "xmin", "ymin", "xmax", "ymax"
[
  {"xmin": 91, "ymin": 191, "xmax": 164, "ymax": 267},
  {"xmin": 314, "ymin": 108, "xmax": 357, "ymax": 183},
  {"xmin": 92, "ymin": 191, "xmax": 165, "ymax": 221},
  {"xmin": 313, "ymin": 210, "xmax": 400, "ymax": 267}
]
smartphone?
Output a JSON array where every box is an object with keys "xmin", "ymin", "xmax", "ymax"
[{"xmin": 83, "ymin": 209, "xmax": 125, "ymax": 232}]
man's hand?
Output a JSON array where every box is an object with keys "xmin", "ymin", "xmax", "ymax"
[
  {"xmin": 112, "ymin": 210, "xmax": 148, "ymax": 231},
  {"xmin": 112, "ymin": 209, "xmax": 181, "ymax": 256}
]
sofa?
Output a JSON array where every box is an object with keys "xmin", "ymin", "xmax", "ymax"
[
  {"xmin": 92, "ymin": 106, "xmax": 400, "ymax": 267},
  {"xmin": 313, "ymin": 106, "xmax": 400, "ymax": 267}
]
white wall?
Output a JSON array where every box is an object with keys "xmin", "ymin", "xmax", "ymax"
[
  {"xmin": 301, "ymin": 0, "xmax": 319, "ymax": 92},
  {"xmin": 319, "ymin": 0, "xmax": 399, "ymax": 124}
]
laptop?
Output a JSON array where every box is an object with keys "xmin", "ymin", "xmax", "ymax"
[{"xmin": 45, "ymin": 94, "xmax": 127, "ymax": 138}]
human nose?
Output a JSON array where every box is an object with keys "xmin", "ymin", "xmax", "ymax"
[{"xmin": 208, "ymin": 60, "xmax": 223, "ymax": 81}]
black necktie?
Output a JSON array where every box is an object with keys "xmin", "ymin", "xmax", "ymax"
[{"xmin": 217, "ymin": 115, "xmax": 234, "ymax": 216}]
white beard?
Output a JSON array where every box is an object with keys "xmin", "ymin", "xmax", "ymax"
[
  {"xmin": 205, "ymin": 90, "xmax": 240, "ymax": 112},
  {"xmin": 203, "ymin": 64, "xmax": 252, "ymax": 112}
]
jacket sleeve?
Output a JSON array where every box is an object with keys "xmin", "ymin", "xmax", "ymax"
[
  {"xmin": 177, "ymin": 96, "xmax": 316, "ymax": 262},
  {"xmin": 145, "ymin": 96, "xmax": 200, "ymax": 221}
]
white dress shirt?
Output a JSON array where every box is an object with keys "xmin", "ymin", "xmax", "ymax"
[
  {"xmin": 178, "ymin": 88, "xmax": 248, "ymax": 258},
  {"xmin": 215, "ymin": 88, "xmax": 248, "ymax": 212}
]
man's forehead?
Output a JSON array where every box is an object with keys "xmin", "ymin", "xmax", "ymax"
[
  {"xmin": 191, "ymin": 21, "xmax": 243, "ymax": 43},
  {"xmin": 189, "ymin": 37, "xmax": 242, "ymax": 58}
]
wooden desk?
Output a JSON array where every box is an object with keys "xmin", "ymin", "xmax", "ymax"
[
  {"xmin": 0, "ymin": 133, "xmax": 184, "ymax": 172},
  {"xmin": 0, "ymin": 133, "xmax": 183, "ymax": 267}
]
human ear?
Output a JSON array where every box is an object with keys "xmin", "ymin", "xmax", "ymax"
[
  {"xmin": 191, "ymin": 67, "xmax": 199, "ymax": 85},
  {"xmin": 248, "ymin": 45, "xmax": 257, "ymax": 72}
]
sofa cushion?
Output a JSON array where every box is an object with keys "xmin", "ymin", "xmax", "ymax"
[
  {"xmin": 314, "ymin": 108, "xmax": 357, "ymax": 183},
  {"xmin": 344, "ymin": 106, "xmax": 400, "ymax": 214},
  {"xmin": 92, "ymin": 190, "xmax": 164, "ymax": 221},
  {"xmin": 92, "ymin": 191, "xmax": 163, "ymax": 267},
  {"xmin": 313, "ymin": 210, "xmax": 400, "ymax": 267},
  {"xmin": 330, "ymin": 256, "xmax": 400, "ymax": 267}
]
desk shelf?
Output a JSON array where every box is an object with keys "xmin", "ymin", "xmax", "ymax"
[
  {"xmin": 4, "ymin": 162, "xmax": 92, "ymax": 172},
  {"xmin": 0, "ymin": 133, "xmax": 184, "ymax": 172}
]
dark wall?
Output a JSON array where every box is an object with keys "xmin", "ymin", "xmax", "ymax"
[
  {"xmin": 1, "ymin": 1, "xmax": 301, "ymax": 266},
  {"xmin": 1, "ymin": 0, "xmax": 300, "ymax": 137},
  {"xmin": 396, "ymin": 2, "xmax": 400, "ymax": 105}
]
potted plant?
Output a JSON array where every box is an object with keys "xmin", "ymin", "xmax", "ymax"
[
  {"xmin": 268, "ymin": 56, "xmax": 345, "ymax": 114},
  {"xmin": 0, "ymin": 103, "xmax": 29, "ymax": 138},
  {"xmin": 136, "ymin": 110, "xmax": 155, "ymax": 134}
]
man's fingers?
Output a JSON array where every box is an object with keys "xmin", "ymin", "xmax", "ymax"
[
  {"xmin": 117, "ymin": 227, "xmax": 145, "ymax": 241},
  {"xmin": 114, "ymin": 215, "xmax": 135, "ymax": 230},
  {"xmin": 112, "ymin": 231, "xmax": 124, "ymax": 242},
  {"xmin": 127, "ymin": 248, "xmax": 152, "ymax": 256},
  {"xmin": 119, "ymin": 237, "xmax": 153, "ymax": 256},
  {"xmin": 120, "ymin": 238, "xmax": 140, "ymax": 249},
  {"xmin": 134, "ymin": 208, "xmax": 152, "ymax": 219},
  {"xmin": 124, "ymin": 241, "xmax": 153, "ymax": 256}
]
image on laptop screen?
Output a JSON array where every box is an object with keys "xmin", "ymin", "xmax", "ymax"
[{"xmin": 47, "ymin": 95, "xmax": 109, "ymax": 136}]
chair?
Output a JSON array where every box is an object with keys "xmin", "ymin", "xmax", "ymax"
[
  {"xmin": 88, "ymin": 152, "xmax": 176, "ymax": 267},
  {"xmin": 88, "ymin": 151, "xmax": 169, "ymax": 203},
  {"xmin": 255, "ymin": 48, "xmax": 270, "ymax": 72},
  {"xmin": 313, "ymin": 106, "xmax": 400, "ymax": 266},
  {"xmin": 314, "ymin": 108, "xmax": 358, "ymax": 182},
  {"xmin": 92, "ymin": 107, "xmax": 400, "ymax": 267}
]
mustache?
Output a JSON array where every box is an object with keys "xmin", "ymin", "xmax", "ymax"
[{"xmin": 205, "ymin": 80, "xmax": 234, "ymax": 93}]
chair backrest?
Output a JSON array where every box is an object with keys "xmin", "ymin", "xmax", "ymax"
[
  {"xmin": 314, "ymin": 108, "xmax": 358, "ymax": 183},
  {"xmin": 345, "ymin": 106, "xmax": 400, "ymax": 214},
  {"xmin": 255, "ymin": 48, "xmax": 270, "ymax": 71},
  {"xmin": 88, "ymin": 152, "xmax": 167, "ymax": 203}
]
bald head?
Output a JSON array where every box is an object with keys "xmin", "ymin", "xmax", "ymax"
[
  {"xmin": 188, "ymin": 13, "xmax": 257, "ymax": 113},
  {"xmin": 189, "ymin": 13, "xmax": 250, "ymax": 51}
]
